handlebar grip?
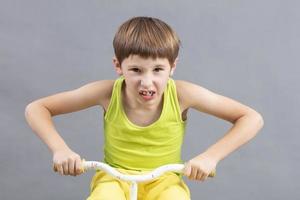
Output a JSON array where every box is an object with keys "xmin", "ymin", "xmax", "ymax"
[
  {"xmin": 209, "ymin": 169, "xmax": 216, "ymax": 177},
  {"xmin": 80, "ymin": 159, "xmax": 86, "ymax": 173}
]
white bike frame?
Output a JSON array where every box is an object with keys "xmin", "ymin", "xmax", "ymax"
[{"xmin": 83, "ymin": 160, "xmax": 215, "ymax": 200}]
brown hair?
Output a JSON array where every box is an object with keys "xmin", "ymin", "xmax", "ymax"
[{"xmin": 113, "ymin": 16, "xmax": 181, "ymax": 66}]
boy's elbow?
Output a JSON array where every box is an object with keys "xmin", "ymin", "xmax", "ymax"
[
  {"xmin": 253, "ymin": 112, "xmax": 264, "ymax": 129},
  {"xmin": 25, "ymin": 102, "xmax": 36, "ymax": 119},
  {"xmin": 25, "ymin": 101, "xmax": 42, "ymax": 118},
  {"xmin": 243, "ymin": 109, "xmax": 264, "ymax": 130}
]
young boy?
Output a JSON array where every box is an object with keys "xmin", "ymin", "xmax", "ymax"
[{"xmin": 25, "ymin": 16, "xmax": 264, "ymax": 200}]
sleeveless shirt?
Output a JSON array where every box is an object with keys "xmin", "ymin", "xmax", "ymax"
[{"xmin": 103, "ymin": 76, "xmax": 187, "ymax": 171}]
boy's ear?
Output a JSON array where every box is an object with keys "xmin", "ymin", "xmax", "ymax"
[
  {"xmin": 170, "ymin": 57, "xmax": 178, "ymax": 76},
  {"xmin": 113, "ymin": 56, "xmax": 123, "ymax": 76},
  {"xmin": 170, "ymin": 66, "xmax": 176, "ymax": 76}
]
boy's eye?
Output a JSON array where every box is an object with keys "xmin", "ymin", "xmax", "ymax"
[
  {"xmin": 154, "ymin": 68, "xmax": 163, "ymax": 72},
  {"xmin": 131, "ymin": 68, "xmax": 141, "ymax": 72},
  {"xmin": 130, "ymin": 68, "xmax": 163, "ymax": 72}
]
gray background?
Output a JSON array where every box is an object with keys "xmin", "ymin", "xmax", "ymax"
[{"xmin": 1, "ymin": 0, "xmax": 299, "ymax": 199}]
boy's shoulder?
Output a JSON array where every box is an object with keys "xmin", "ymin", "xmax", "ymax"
[
  {"xmin": 85, "ymin": 79, "xmax": 115, "ymax": 95},
  {"xmin": 76, "ymin": 79, "xmax": 116, "ymax": 110},
  {"xmin": 90, "ymin": 79, "xmax": 115, "ymax": 107},
  {"xmin": 174, "ymin": 79, "xmax": 200, "ymax": 96},
  {"xmin": 174, "ymin": 80, "xmax": 197, "ymax": 111},
  {"xmin": 174, "ymin": 80, "xmax": 210, "ymax": 111},
  {"xmin": 92, "ymin": 79, "xmax": 115, "ymax": 89},
  {"xmin": 174, "ymin": 79, "xmax": 211, "ymax": 96}
]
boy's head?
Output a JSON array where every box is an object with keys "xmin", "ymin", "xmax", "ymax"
[
  {"xmin": 112, "ymin": 17, "xmax": 181, "ymax": 105},
  {"xmin": 113, "ymin": 16, "xmax": 181, "ymax": 67}
]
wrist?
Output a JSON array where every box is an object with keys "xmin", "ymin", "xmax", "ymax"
[
  {"xmin": 201, "ymin": 150, "xmax": 221, "ymax": 164},
  {"xmin": 50, "ymin": 143, "xmax": 71, "ymax": 154}
]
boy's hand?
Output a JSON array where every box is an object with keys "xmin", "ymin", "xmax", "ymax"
[
  {"xmin": 183, "ymin": 153, "xmax": 217, "ymax": 181},
  {"xmin": 52, "ymin": 148, "xmax": 83, "ymax": 176}
]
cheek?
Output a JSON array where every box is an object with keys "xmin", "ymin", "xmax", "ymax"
[
  {"xmin": 155, "ymin": 79, "xmax": 169, "ymax": 91},
  {"xmin": 124, "ymin": 78, "xmax": 139, "ymax": 90}
]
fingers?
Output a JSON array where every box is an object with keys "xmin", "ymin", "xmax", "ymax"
[
  {"xmin": 53, "ymin": 163, "xmax": 64, "ymax": 175},
  {"xmin": 57, "ymin": 165, "xmax": 63, "ymax": 175},
  {"xmin": 53, "ymin": 157, "xmax": 83, "ymax": 176},
  {"xmin": 196, "ymin": 170, "xmax": 203, "ymax": 180},
  {"xmin": 63, "ymin": 160, "xmax": 69, "ymax": 175},
  {"xmin": 183, "ymin": 162, "xmax": 213, "ymax": 181},
  {"xmin": 188, "ymin": 169, "xmax": 208, "ymax": 181},
  {"xmin": 190, "ymin": 167, "xmax": 198, "ymax": 180},
  {"xmin": 198, "ymin": 171, "xmax": 208, "ymax": 181},
  {"xmin": 68, "ymin": 158, "xmax": 75, "ymax": 175},
  {"xmin": 75, "ymin": 157, "xmax": 83, "ymax": 175},
  {"xmin": 183, "ymin": 163, "xmax": 191, "ymax": 177}
]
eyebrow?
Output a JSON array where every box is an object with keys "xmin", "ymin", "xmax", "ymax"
[{"xmin": 128, "ymin": 64, "xmax": 165, "ymax": 68}]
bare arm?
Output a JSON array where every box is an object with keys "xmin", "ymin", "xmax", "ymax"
[
  {"xmin": 25, "ymin": 102, "xmax": 70, "ymax": 154},
  {"xmin": 176, "ymin": 80, "xmax": 264, "ymax": 181},
  {"xmin": 25, "ymin": 80, "xmax": 114, "ymax": 175}
]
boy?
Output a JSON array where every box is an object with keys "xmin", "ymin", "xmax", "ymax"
[{"xmin": 25, "ymin": 16, "xmax": 264, "ymax": 200}]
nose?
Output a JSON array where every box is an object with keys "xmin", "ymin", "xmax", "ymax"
[{"xmin": 140, "ymin": 75, "xmax": 152, "ymax": 88}]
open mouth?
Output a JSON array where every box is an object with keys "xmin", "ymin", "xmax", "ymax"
[{"xmin": 139, "ymin": 90, "xmax": 155, "ymax": 97}]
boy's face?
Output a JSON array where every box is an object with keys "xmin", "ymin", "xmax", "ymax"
[{"xmin": 113, "ymin": 54, "xmax": 177, "ymax": 106}]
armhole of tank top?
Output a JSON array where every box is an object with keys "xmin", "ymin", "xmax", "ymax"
[
  {"xmin": 103, "ymin": 79, "xmax": 118, "ymax": 120},
  {"xmin": 171, "ymin": 79, "xmax": 187, "ymax": 124}
]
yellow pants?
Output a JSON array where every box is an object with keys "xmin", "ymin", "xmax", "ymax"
[{"xmin": 86, "ymin": 168, "xmax": 190, "ymax": 200}]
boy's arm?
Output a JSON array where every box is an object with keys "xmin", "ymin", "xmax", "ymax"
[
  {"xmin": 25, "ymin": 80, "xmax": 114, "ymax": 175},
  {"xmin": 176, "ymin": 80, "xmax": 264, "ymax": 181}
]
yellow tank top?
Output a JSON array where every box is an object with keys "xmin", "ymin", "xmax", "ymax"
[{"xmin": 103, "ymin": 76, "xmax": 187, "ymax": 170}]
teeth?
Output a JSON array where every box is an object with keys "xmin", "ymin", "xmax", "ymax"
[{"xmin": 140, "ymin": 91, "xmax": 154, "ymax": 96}]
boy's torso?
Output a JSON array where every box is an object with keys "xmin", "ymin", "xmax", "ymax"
[{"xmin": 100, "ymin": 79, "xmax": 188, "ymax": 127}]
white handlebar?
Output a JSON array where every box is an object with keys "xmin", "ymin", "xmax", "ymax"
[
  {"xmin": 83, "ymin": 161, "xmax": 184, "ymax": 182},
  {"xmin": 82, "ymin": 160, "xmax": 215, "ymax": 200},
  {"xmin": 54, "ymin": 159, "xmax": 215, "ymax": 200},
  {"xmin": 83, "ymin": 160, "xmax": 187, "ymax": 200}
]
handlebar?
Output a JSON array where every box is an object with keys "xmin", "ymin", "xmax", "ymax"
[
  {"xmin": 54, "ymin": 160, "xmax": 215, "ymax": 200},
  {"xmin": 82, "ymin": 160, "xmax": 215, "ymax": 182}
]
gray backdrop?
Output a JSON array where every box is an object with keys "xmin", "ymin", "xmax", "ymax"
[{"xmin": 1, "ymin": 0, "xmax": 299, "ymax": 199}]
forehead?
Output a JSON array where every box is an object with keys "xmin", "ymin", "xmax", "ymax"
[{"xmin": 122, "ymin": 55, "xmax": 170, "ymax": 67}]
